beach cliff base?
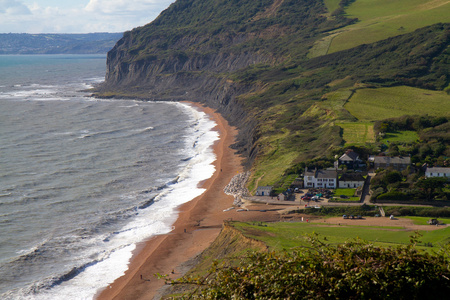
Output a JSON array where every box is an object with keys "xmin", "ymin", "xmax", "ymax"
[{"xmin": 95, "ymin": 103, "xmax": 269, "ymax": 300}]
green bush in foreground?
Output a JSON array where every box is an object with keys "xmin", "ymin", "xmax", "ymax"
[{"xmin": 172, "ymin": 234, "xmax": 450, "ymax": 299}]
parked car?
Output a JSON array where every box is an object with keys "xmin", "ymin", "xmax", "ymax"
[{"xmin": 343, "ymin": 215, "xmax": 349, "ymax": 219}]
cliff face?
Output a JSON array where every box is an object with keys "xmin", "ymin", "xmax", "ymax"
[
  {"xmin": 96, "ymin": 0, "xmax": 349, "ymax": 166},
  {"xmin": 101, "ymin": 44, "xmax": 265, "ymax": 165}
]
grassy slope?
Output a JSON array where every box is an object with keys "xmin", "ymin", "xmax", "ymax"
[
  {"xmin": 345, "ymin": 86, "xmax": 450, "ymax": 121},
  {"xmin": 328, "ymin": 0, "xmax": 450, "ymax": 53},
  {"xmin": 104, "ymin": 0, "xmax": 449, "ymax": 190}
]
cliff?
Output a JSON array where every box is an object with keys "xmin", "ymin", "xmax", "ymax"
[
  {"xmin": 96, "ymin": 0, "xmax": 450, "ymax": 181},
  {"xmin": 95, "ymin": 0, "xmax": 354, "ymax": 166}
]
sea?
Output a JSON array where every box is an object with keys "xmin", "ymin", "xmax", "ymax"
[{"xmin": 0, "ymin": 55, "xmax": 219, "ymax": 299}]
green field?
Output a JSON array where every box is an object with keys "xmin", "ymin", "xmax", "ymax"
[
  {"xmin": 381, "ymin": 130, "xmax": 419, "ymax": 144},
  {"xmin": 328, "ymin": 0, "xmax": 450, "ymax": 53},
  {"xmin": 402, "ymin": 216, "xmax": 450, "ymax": 226},
  {"xmin": 331, "ymin": 188, "xmax": 360, "ymax": 202},
  {"xmin": 337, "ymin": 122, "xmax": 375, "ymax": 145},
  {"xmin": 232, "ymin": 220, "xmax": 450, "ymax": 251},
  {"xmin": 345, "ymin": 86, "xmax": 450, "ymax": 121}
]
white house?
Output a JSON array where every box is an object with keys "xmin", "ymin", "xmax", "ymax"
[
  {"xmin": 425, "ymin": 167, "xmax": 450, "ymax": 179},
  {"xmin": 338, "ymin": 173, "xmax": 366, "ymax": 188},
  {"xmin": 304, "ymin": 168, "xmax": 337, "ymax": 189},
  {"xmin": 256, "ymin": 186, "xmax": 272, "ymax": 196}
]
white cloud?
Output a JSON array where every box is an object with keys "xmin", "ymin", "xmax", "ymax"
[
  {"xmin": 85, "ymin": 0, "xmax": 164, "ymax": 14},
  {"xmin": 0, "ymin": 0, "xmax": 175, "ymax": 33},
  {"xmin": 0, "ymin": 0, "xmax": 31, "ymax": 15}
]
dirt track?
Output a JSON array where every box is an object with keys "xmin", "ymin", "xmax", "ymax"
[{"xmin": 315, "ymin": 216, "xmax": 447, "ymax": 231}]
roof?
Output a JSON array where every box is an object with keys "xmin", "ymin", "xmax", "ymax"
[
  {"xmin": 305, "ymin": 168, "xmax": 337, "ymax": 179},
  {"xmin": 257, "ymin": 186, "xmax": 273, "ymax": 190},
  {"xmin": 339, "ymin": 173, "xmax": 365, "ymax": 182},
  {"xmin": 373, "ymin": 156, "xmax": 411, "ymax": 165},
  {"xmin": 339, "ymin": 150, "xmax": 360, "ymax": 162},
  {"xmin": 426, "ymin": 167, "xmax": 450, "ymax": 173}
]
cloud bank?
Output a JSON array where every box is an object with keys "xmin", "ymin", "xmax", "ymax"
[{"xmin": 0, "ymin": 0, "xmax": 175, "ymax": 33}]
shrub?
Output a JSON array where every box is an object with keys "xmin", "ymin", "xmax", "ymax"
[{"xmin": 173, "ymin": 234, "xmax": 450, "ymax": 299}]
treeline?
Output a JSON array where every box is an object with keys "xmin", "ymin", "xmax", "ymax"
[
  {"xmin": 374, "ymin": 115, "xmax": 448, "ymax": 134},
  {"xmin": 301, "ymin": 23, "xmax": 450, "ymax": 91},
  {"xmin": 374, "ymin": 115, "xmax": 449, "ymax": 166}
]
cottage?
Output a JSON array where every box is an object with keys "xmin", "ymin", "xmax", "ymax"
[
  {"xmin": 336, "ymin": 149, "xmax": 363, "ymax": 169},
  {"xmin": 373, "ymin": 156, "xmax": 411, "ymax": 171},
  {"xmin": 304, "ymin": 168, "xmax": 337, "ymax": 189},
  {"xmin": 290, "ymin": 177, "xmax": 304, "ymax": 189},
  {"xmin": 338, "ymin": 173, "xmax": 366, "ymax": 188},
  {"xmin": 425, "ymin": 167, "xmax": 450, "ymax": 179},
  {"xmin": 256, "ymin": 186, "xmax": 272, "ymax": 196},
  {"xmin": 278, "ymin": 193, "xmax": 286, "ymax": 201}
]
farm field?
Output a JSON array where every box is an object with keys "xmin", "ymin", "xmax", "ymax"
[
  {"xmin": 344, "ymin": 86, "xmax": 450, "ymax": 121},
  {"xmin": 337, "ymin": 122, "xmax": 375, "ymax": 145},
  {"xmin": 328, "ymin": 0, "xmax": 450, "ymax": 53},
  {"xmin": 232, "ymin": 219, "xmax": 450, "ymax": 252},
  {"xmin": 380, "ymin": 130, "xmax": 419, "ymax": 144}
]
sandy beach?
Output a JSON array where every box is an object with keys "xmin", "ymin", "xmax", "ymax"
[
  {"xmin": 95, "ymin": 102, "xmax": 256, "ymax": 299},
  {"xmin": 94, "ymin": 101, "xmax": 447, "ymax": 299}
]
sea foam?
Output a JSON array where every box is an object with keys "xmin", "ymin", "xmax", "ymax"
[{"xmin": 16, "ymin": 102, "xmax": 219, "ymax": 300}]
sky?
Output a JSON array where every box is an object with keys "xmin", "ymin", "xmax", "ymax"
[{"xmin": 0, "ymin": 0, "xmax": 176, "ymax": 33}]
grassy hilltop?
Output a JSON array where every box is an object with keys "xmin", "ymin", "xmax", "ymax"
[{"xmin": 98, "ymin": 0, "xmax": 450, "ymax": 191}]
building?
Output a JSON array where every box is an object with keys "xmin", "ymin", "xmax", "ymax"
[
  {"xmin": 255, "ymin": 186, "xmax": 272, "ymax": 196},
  {"xmin": 425, "ymin": 167, "xmax": 450, "ymax": 179},
  {"xmin": 336, "ymin": 149, "xmax": 364, "ymax": 169},
  {"xmin": 372, "ymin": 156, "xmax": 411, "ymax": 171},
  {"xmin": 304, "ymin": 168, "xmax": 338, "ymax": 189},
  {"xmin": 338, "ymin": 173, "xmax": 366, "ymax": 188},
  {"xmin": 290, "ymin": 177, "xmax": 304, "ymax": 189}
]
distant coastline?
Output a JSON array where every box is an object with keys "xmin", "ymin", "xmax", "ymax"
[{"xmin": 0, "ymin": 32, "xmax": 123, "ymax": 55}]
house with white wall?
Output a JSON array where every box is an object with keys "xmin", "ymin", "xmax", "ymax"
[
  {"xmin": 338, "ymin": 173, "xmax": 366, "ymax": 188},
  {"xmin": 425, "ymin": 167, "xmax": 450, "ymax": 179},
  {"xmin": 256, "ymin": 186, "xmax": 273, "ymax": 196},
  {"xmin": 304, "ymin": 168, "xmax": 337, "ymax": 189}
]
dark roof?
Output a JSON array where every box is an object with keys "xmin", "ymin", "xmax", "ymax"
[
  {"xmin": 339, "ymin": 150, "xmax": 360, "ymax": 162},
  {"xmin": 339, "ymin": 173, "xmax": 365, "ymax": 182},
  {"xmin": 374, "ymin": 156, "xmax": 411, "ymax": 164}
]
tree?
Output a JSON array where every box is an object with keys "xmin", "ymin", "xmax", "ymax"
[{"xmin": 415, "ymin": 177, "xmax": 448, "ymax": 200}]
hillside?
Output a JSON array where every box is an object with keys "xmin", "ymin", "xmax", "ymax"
[
  {"xmin": 0, "ymin": 33, "xmax": 123, "ymax": 54},
  {"xmin": 95, "ymin": 0, "xmax": 450, "ymax": 189}
]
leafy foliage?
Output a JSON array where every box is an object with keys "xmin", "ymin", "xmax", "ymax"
[{"xmin": 173, "ymin": 234, "xmax": 450, "ymax": 299}]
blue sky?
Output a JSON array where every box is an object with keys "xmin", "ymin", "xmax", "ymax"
[{"xmin": 0, "ymin": 0, "xmax": 175, "ymax": 33}]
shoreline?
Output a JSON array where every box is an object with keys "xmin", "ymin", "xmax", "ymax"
[{"xmin": 95, "ymin": 102, "xmax": 243, "ymax": 299}]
